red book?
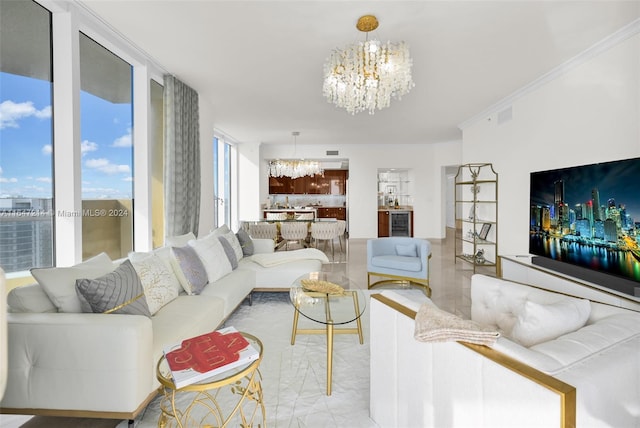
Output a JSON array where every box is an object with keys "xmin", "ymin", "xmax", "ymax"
[{"xmin": 163, "ymin": 326, "xmax": 259, "ymax": 388}]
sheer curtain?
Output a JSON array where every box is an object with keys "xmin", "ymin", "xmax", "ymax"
[{"xmin": 164, "ymin": 75, "xmax": 200, "ymax": 238}]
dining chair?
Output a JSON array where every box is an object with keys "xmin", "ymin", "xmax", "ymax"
[
  {"xmin": 310, "ymin": 221, "xmax": 339, "ymax": 259},
  {"xmin": 279, "ymin": 221, "xmax": 309, "ymax": 250}
]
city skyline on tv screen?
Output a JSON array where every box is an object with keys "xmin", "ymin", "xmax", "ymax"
[{"xmin": 529, "ymin": 157, "xmax": 640, "ymax": 292}]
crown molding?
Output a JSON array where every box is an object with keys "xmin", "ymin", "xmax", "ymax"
[{"xmin": 458, "ymin": 18, "xmax": 640, "ymax": 131}]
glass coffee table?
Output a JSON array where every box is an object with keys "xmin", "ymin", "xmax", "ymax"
[{"xmin": 289, "ymin": 271, "xmax": 366, "ymax": 395}]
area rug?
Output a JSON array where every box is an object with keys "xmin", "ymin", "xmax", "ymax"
[{"xmin": 121, "ymin": 291, "xmax": 376, "ymax": 427}]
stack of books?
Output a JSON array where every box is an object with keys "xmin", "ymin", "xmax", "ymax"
[{"xmin": 163, "ymin": 326, "xmax": 260, "ymax": 389}]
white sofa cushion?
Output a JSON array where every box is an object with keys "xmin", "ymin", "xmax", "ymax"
[
  {"xmin": 129, "ymin": 252, "xmax": 181, "ymax": 315},
  {"xmin": 151, "ymin": 295, "xmax": 226, "ymax": 364},
  {"xmin": 7, "ymin": 283, "xmax": 56, "ymax": 313},
  {"xmin": 31, "ymin": 252, "xmax": 115, "ymax": 313},
  {"xmin": 189, "ymin": 232, "xmax": 232, "ymax": 283},
  {"xmin": 511, "ymin": 298, "xmax": 591, "ymax": 347}
]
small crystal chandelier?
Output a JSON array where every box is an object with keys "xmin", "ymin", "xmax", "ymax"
[
  {"xmin": 269, "ymin": 132, "xmax": 324, "ymax": 179},
  {"xmin": 323, "ymin": 15, "xmax": 414, "ymax": 115}
]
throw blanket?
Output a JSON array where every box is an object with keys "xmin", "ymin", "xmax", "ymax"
[
  {"xmin": 250, "ymin": 248, "xmax": 330, "ymax": 267},
  {"xmin": 414, "ymin": 303, "xmax": 500, "ymax": 346}
]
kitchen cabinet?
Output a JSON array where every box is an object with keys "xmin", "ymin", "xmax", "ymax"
[
  {"xmin": 378, "ymin": 211, "xmax": 390, "ymax": 237},
  {"xmin": 269, "ymin": 170, "xmax": 347, "ymax": 195},
  {"xmin": 454, "ymin": 163, "xmax": 498, "ymax": 275},
  {"xmin": 269, "ymin": 176, "xmax": 292, "ymax": 194},
  {"xmin": 317, "ymin": 207, "xmax": 346, "ymax": 220}
]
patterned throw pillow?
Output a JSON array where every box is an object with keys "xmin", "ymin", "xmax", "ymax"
[
  {"xmin": 236, "ymin": 228, "xmax": 254, "ymax": 256},
  {"xmin": 129, "ymin": 252, "xmax": 181, "ymax": 315},
  {"xmin": 75, "ymin": 260, "xmax": 152, "ymax": 317},
  {"xmin": 170, "ymin": 245, "xmax": 208, "ymax": 295},
  {"xmin": 218, "ymin": 236, "xmax": 238, "ymax": 269}
]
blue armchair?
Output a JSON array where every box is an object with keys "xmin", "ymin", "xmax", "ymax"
[{"xmin": 367, "ymin": 237, "xmax": 432, "ymax": 297}]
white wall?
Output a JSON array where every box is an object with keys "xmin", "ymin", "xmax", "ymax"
[
  {"xmin": 259, "ymin": 142, "xmax": 462, "ymax": 239},
  {"xmin": 461, "ymin": 32, "xmax": 640, "ymax": 255}
]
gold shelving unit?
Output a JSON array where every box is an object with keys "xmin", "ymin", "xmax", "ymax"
[{"xmin": 454, "ymin": 163, "xmax": 498, "ymax": 275}]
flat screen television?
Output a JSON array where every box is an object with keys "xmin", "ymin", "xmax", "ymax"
[{"xmin": 529, "ymin": 157, "xmax": 640, "ymax": 298}]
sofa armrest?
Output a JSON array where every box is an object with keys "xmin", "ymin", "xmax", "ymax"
[
  {"xmin": 2, "ymin": 312, "xmax": 154, "ymax": 415},
  {"xmin": 370, "ymin": 293, "xmax": 576, "ymax": 428},
  {"xmin": 252, "ymin": 238, "xmax": 275, "ymax": 254}
]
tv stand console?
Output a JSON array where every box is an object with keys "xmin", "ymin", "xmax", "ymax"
[{"xmin": 500, "ymin": 255, "xmax": 640, "ymax": 312}]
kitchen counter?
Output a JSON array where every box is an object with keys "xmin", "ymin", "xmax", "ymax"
[{"xmin": 378, "ymin": 206, "xmax": 413, "ymax": 211}]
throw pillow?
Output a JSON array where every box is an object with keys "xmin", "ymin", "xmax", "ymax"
[
  {"xmin": 188, "ymin": 233, "xmax": 233, "ymax": 283},
  {"xmin": 236, "ymin": 228, "xmax": 254, "ymax": 256},
  {"xmin": 218, "ymin": 236, "xmax": 238, "ymax": 269},
  {"xmin": 75, "ymin": 260, "xmax": 152, "ymax": 317},
  {"xmin": 129, "ymin": 252, "xmax": 181, "ymax": 315},
  {"xmin": 31, "ymin": 252, "xmax": 115, "ymax": 313},
  {"xmin": 170, "ymin": 245, "xmax": 208, "ymax": 295},
  {"xmin": 210, "ymin": 224, "xmax": 243, "ymax": 260},
  {"xmin": 396, "ymin": 244, "xmax": 417, "ymax": 257},
  {"xmin": 510, "ymin": 298, "xmax": 591, "ymax": 347}
]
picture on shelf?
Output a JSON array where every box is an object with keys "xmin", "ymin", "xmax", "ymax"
[{"xmin": 478, "ymin": 223, "xmax": 491, "ymax": 240}]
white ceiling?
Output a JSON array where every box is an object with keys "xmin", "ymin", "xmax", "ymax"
[{"xmin": 78, "ymin": 1, "xmax": 640, "ymax": 146}]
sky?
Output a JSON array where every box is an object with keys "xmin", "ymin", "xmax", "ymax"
[
  {"xmin": 530, "ymin": 158, "xmax": 640, "ymax": 221},
  {"xmin": 0, "ymin": 72, "xmax": 133, "ymax": 200}
]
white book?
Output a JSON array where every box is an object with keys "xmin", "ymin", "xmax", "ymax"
[{"xmin": 163, "ymin": 326, "xmax": 260, "ymax": 389}]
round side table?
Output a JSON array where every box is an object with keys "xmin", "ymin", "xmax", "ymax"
[{"xmin": 155, "ymin": 332, "xmax": 264, "ymax": 428}]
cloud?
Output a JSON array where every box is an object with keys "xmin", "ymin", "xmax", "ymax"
[
  {"xmin": 0, "ymin": 167, "xmax": 17, "ymax": 183},
  {"xmin": 85, "ymin": 158, "xmax": 130, "ymax": 175},
  {"xmin": 81, "ymin": 140, "xmax": 99, "ymax": 155},
  {"xmin": 123, "ymin": 176, "xmax": 133, "ymax": 182},
  {"xmin": 0, "ymin": 100, "xmax": 51, "ymax": 129},
  {"xmin": 36, "ymin": 177, "xmax": 52, "ymax": 183},
  {"xmin": 112, "ymin": 128, "xmax": 132, "ymax": 148},
  {"xmin": 42, "ymin": 144, "xmax": 52, "ymax": 155}
]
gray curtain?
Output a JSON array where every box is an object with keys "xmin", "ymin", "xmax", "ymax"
[{"xmin": 164, "ymin": 75, "xmax": 200, "ymax": 238}]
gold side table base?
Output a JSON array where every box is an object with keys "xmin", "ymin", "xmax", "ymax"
[
  {"xmin": 291, "ymin": 291, "xmax": 364, "ymax": 396},
  {"xmin": 158, "ymin": 369, "xmax": 264, "ymax": 428}
]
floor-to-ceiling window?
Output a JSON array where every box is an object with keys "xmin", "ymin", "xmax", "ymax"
[
  {"xmin": 213, "ymin": 136, "xmax": 232, "ymax": 228},
  {"xmin": 79, "ymin": 32, "xmax": 134, "ymax": 260},
  {"xmin": 0, "ymin": 0, "xmax": 54, "ymax": 274}
]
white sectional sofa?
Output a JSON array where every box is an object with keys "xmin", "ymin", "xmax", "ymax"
[
  {"xmin": 370, "ymin": 274, "xmax": 640, "ymax": 428},
  {"xmin": 1, "ymin": 225, "xmax": 327, "ymax": 420}
]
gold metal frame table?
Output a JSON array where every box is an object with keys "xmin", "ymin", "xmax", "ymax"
[
  {"xmin": 289, "ymin": 272, "xmax": 366, "ymax": 395},
  {"xmin": 155, "ymin": 332, "xmax": 265, "ymax": 428}
]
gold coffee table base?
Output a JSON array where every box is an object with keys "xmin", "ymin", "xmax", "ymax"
[
  {"xmin": 156, "ymin": 333, "xmax": 265, "ymax": 428},
  {"xmin": 290, "ymin": 291, "xmax": 364, "ymax": 396}
]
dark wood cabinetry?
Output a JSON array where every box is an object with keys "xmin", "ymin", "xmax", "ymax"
[
  {"xmin": 268, "ymin": 176, "xmax": 292, "ymax": 194},
  {"xmin": 268, "ymin": 170, "xmax": 347, "ymax": 195},
  {"xmin": 378, "ymin": 211, "xmax": 390, "ymax": 237},
  {"xmin": 317, "ymin": 207, "xmax": 346, "ymax": 220}
]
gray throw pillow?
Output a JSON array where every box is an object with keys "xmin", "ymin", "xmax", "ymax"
[
  {"xmin": 218, "ymin": 236, "xmax": 238, "ymax": 269},
  {"xmin": 236, "ymin": 228, "xmax": 254, "ymax": 256},
  {"xmin": 170, "ymin": 245, "xmax": 208, "ymax": 295},
  {"xmin": 75, "ymin": 260, "xmax": 152, "ymax": 317}
]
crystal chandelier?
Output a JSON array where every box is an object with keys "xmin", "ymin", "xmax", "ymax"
[
  {"xmin": 269, "ymin": 159, "xmax": 323, "ymax": 179},
  {"xmin": 323, "ymin": 15, "xmax": 414, "ymax": 115},
  {"xmin": 268, "ymin": 132, "xmax": 324, "ymax": 179}
]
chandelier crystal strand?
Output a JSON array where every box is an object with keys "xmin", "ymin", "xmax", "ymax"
[{"xmin": 323, "ymin": 16, "xmax": 414, "ymax": 115}]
